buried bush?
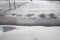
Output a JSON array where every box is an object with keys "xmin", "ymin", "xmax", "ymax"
[
  {"xmin": 39, "ymin": 14, "xmax": 46, "ymax": 18},
  {"xmin": 26, "ymin": 14, "xmax": 35, "ymax": 17},
  {"xmin": 49, "ymin": 13, "xmax": 56, "ymax": 19}
]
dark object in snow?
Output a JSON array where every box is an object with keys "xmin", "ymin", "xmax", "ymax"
[
  {"xmin": 3, "ymin": 27, "xmax": 16, "ymax": 32},
  {"xmin": 31, "ymin": 0, "xmax": 33, "ymax": 1},
  {"xmin": 49, "ymin": 13, "xmax": 56, "ymax": 19},
  {"xmin": 39, "ymin": 14, "xmax": 46, "ymax": 18},
  {"xmin": 11, "ymin": 13, "xmax": 16, "ymax": 16},
  {"xmin": 26, "ymin": 14, "xmax": 34, "ymax": 17}
]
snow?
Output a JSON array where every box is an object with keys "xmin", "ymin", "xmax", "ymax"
[
  {"xmin": 0, "ymin": 27, "xmax": 3, "ymax": 37},
  {"xmin": 0, "ymin": 1, "xmax": 60, "ymax": 40},
  {"xmin": 0, "ymin": 26, "xmax": 60, "ymax": 40}
]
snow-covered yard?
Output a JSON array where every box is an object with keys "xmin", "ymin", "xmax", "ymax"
[
  {"xmin": 0, "ymin": 25, "xmax": 60, "ymax": 40},
  {"xmin": 0, "ymin": 1, "xmax": 60, "ymax": 40}
]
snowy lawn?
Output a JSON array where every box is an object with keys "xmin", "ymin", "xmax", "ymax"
[{"xmin": 0, "ymin": 26, "xmax": 60, "ymax": 40}]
